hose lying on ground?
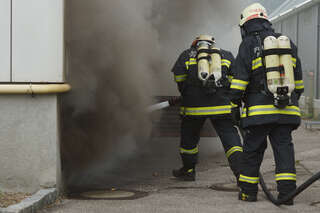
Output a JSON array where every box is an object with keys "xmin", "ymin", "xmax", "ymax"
[{"xmin": 259, "ymin": 171, "xmax": 320, "ymax": 206}]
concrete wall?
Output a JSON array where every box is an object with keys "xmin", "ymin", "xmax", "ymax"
[
  {"xmin": 0, "ymin": 95, "xmax": 60, "ymax": 193},
  {"xmin": 0, "ymin": 0, "xmax": 64, "ymax": 193}
]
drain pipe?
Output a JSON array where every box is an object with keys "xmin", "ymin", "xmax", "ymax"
[{"xmin": 0, "ymin": 83, "xmax": 71, "ymax": 94}]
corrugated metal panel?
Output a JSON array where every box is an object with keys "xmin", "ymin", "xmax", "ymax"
[
  {"xmin": 12, "ymin": 0, "xmax": 64, "ymax": 82},
  {"xmin": 281, "ymin": 14, "xmax": 298, "ymax": 44},
  {"xmin": 272, "ymin": 22, "xmax": 282, "ymax": 33},
  {"xmin": 318, "ymin": 5, "xmax": 320, "ymax": 99},
  {"xmin": 270, "ymin": 0, "xmax": 310, "ymax": 19},
  {"xmin": 151, "ymin": 96, "xmax": 217, "ymax": 137},
  {"xmin": 298, "ymin": 6, "xmax": 318, "ymax": 98},
  {"xmin": 0, "ymin": 0, "xmax": 11, "ymax": 82}
]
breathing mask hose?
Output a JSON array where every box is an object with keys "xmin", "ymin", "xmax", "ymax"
[{"xmin": 237, "ymin": 123, "xmax": 320, "ymax": 206}]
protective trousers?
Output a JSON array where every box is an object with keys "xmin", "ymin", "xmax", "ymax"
[
  {"xmin": 239, "ymin": 124, "xmax": 297, "ymax": 195},
  {"xmin": 180, "ymin": 117, "xmax": 242, "ymax": 178}
]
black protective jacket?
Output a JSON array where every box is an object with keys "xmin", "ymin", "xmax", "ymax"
[
  {"xmin": 230, "ymin": 20, "xmax": 304, "ymax": 128},
  {"xmin": 172, "ymin": 46, "xmax": 235, "ymax": 118}
]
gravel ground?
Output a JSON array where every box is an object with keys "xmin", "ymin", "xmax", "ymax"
[{"xmin": 0, "ymin": 191, "xmax": 31, "ymax": 208}]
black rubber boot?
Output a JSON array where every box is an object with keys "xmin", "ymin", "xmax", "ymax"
[
  {"xmin": 238, "ymin": 191, "xmax": 257, "ymax": 202},
  {"xmin": 172, "ymin": 167, "xmax": 196, "ymax": 181},
  {"xmin": 278, "ymin": 193, "xmax": 294, "ymax": 206}
]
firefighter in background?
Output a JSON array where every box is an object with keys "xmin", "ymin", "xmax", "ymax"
[
  {"xmin": 230, "ymin": 3, "xmax": 304, "ymax": 204},
  {"xmin": 171, "ymin": 35, "xmax": 243, "ymax": 182}
]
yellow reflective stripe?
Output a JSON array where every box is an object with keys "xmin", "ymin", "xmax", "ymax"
[
  {"xmin": 226, "ymin": 146, "xmax": 243, "ymax": 158},
  {"xmin": 185, "ymin": 61, "xmax": 189, "ymax": 70},
  {"xmin": 275, "ymin": 173, "xmax": 296, "ymax": 181},
  {"xmin": 185, "ymin": 58, "xmax": 197, "ymax": 70},
  {"xmin": 230, "ymin": 102, "xmax": 238, "ymax": 108},
  {"xmin": 252, "ymin": 57, "xmax": 263, "ymax": 70},
  {"xmin": 180, "ymin": 105, "xmax": 232, "ymax": 116},
  {"xmin": 241, "ymin": 105, "xmax": 301, "ymax": 118},
  {"xmin": 222, "ymin": 59, "xmax": 231, "ymax": 68},
  {"xmin": 227, "ymin": 75, "xmax": 234, "ymax": 82},
  {"xmin": 239, "ymin": 175, "xmax": 259, "ymax": 184},
  {"xmin": 230, "ymin": 79, "xmax": 249, "ymax": 91},
  {"xmin": 180, "ymin": 146, "xmax": 199, "ymax": 154},
  {"xmin": 174, "ymin": 74, "xmax": 187, "ymax": 82},
  {"xmin": 292, "ymin": 57, "xmax": 297, "ymax": 68},
  {"xmin": 295, "ymin": 80, "xmax": 304, "ymax": 90}
]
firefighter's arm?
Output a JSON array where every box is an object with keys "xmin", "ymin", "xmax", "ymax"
[
  {"xmin": 222, "ymin": 50, "xmax": 235, "ymax": 84},
  {"xmin": 291, "ymin": 42, "xmax": 304, "ymax": 99},
  {"xmin": 229, "ymin": 41, "xmax": 251, "ymax": 104},
  {"xmin": 171, "ymin": 50, "xmax": 188, "ymax": 94}
]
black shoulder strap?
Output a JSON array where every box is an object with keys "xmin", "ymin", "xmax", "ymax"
[
  {"xmin": 254, "ymin": 33, "xmax": 271, "ymax": 97},
  {"xmin": 255, "ymin": 33, "xmax": 264, "ymax": 59}
]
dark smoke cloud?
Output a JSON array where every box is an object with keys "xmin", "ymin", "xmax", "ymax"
[{"xmin": 62, "ymin": 0, "xmax": 249, "ymax": 190}]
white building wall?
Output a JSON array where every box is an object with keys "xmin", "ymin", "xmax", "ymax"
[
  {"xmin": 0, "ymin": 0, "xmax": 65, "ymax": 193},
  {"xmin": 0, "ymin": 0, "xmax": 11, "ymax": 81},
  {"xmin": 12, "ymin": 0, "xmax": 64, "ymax": 82}
]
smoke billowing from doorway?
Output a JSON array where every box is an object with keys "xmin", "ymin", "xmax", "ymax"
[{"xmin": 62, "ymin": 0, "xmax": 248, "ymax": 190}]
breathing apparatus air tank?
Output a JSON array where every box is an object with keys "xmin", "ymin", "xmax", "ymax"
[
  {"xmin": 197, "ymin": 41, "xmax": 211, "ymax": 81},
  {"xmin": 209, "ymin": 47, "xmax": 222, "ymax": 86},
  {"xmin": 264, "ymin": 36, "xmax": 281, "ymax": 96},
  {"xmin": 278, "ymin": 36, "xmax": 295, "ymax": 96}
]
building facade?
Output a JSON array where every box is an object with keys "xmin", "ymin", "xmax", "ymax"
[
  {"xmin": 0, "ymin": 0, "xmax": 67, "ymax": 193},
  {"xmin": 271, "ymin": 0, "xmax": 320, "ymax": 119}
]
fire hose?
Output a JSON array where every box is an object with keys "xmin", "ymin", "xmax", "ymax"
[
  {"xmin": 148, "ymin": 97, "xmax": 320, "ymax": 205},
  {"xmin": 146, "ymin": 96, "xmax": 181, "ymax": 112}
]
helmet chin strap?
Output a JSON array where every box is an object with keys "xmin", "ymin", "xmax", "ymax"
[{"xmin": 240, "ymin": 27, "xmax": 247, "ymax": 39}]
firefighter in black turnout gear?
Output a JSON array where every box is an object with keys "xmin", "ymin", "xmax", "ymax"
[
  {"xmin": 230, "ymin": 3, "xmax": 304, "ymax": 204},
  {"xmin": 171, "ymin": 35, "xmax": 243, "ymax": 182}
]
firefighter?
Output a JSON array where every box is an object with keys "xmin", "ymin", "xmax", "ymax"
[
  {"xmin": 230, "ymin": 3, "xmax": 304, "ymax": 204},
  {"xmin": 171, "ymin": 34, "xmax": 243, "ymax": 182}
]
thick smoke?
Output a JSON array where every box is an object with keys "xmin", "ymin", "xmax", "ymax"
[{"xmin": 62, "ymin": 0, "xmax": 250, "ymax": 190}]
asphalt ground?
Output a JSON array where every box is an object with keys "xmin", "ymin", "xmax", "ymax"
[{"xmin": 40, "ymin": 122, "xmax": 320, "ymax": 213}]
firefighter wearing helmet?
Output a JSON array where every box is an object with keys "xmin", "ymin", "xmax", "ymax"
[
  {"xmin": 230, "ymin": 3, "xmax": 304, "ymax": 204},
  {"xmin": 171, "ymin": 34, "xmax": 243, "ymax": 183}
]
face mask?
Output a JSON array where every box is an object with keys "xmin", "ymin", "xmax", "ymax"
[{"xmin": 196, "ymin": 40, "xmax": 213, "ymax": 48}]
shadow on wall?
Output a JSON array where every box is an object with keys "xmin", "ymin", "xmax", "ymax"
[{"xmin": 61, "ymin": 0, "xmax": 246, "ymax": 192}]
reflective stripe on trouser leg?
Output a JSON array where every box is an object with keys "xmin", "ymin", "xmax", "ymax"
[
  {"xmin": 239, "ymin": 125, "xmax": 271, "ymax": 194},
  {"xmin": 275, "ymin": 173, "xmax": 296, "ymax": 181},
  {"xmin": 226, "ymin": 146, "xmax": 243, "ymax": 159},
  {"xmin": 210, "ymin": 118, "xmax": 243, "ymax": 178},
  {"xmin": 269, "ymin": 124, "xmax": 297, "ymax": 193},
  {"xmin": 239, "ymin": 175, "xmax": 259, "ymax": 184},
  {"xmin": 180, "ymin": 117, "xmax": 205, "ymax": 169}
]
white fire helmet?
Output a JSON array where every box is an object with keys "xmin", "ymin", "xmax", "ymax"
[{"xmin": 239, "ymin": 3, "xmax": 268, "ymax": 27}]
